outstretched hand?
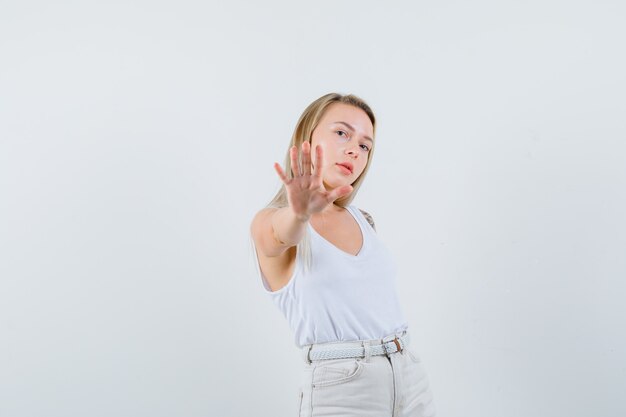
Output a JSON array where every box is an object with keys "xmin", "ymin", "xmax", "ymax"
[{"xmin": 274, "ymin": 141, "xmax": 353, "ymax": 221}]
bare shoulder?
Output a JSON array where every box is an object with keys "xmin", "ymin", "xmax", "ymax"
[
  {"xmin": 250, "ymin": 207, "xmax": 278, "ymax": 231},
  {"xmin": 358, "ymin": 208, "xmax": 376, "ymax": 232},
  {"xmin": 250, "ymin": 207, "xmax": 280, "ymax": 255}
]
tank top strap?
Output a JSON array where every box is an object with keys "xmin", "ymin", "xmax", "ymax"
[{"xmin": 347, "ymin": 205, "xmax": 375, "ymax": 234}]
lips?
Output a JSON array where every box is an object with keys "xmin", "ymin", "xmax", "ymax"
[{"xmin": 337, "ymin": 162, "xmax": 353, "ymax": 174}]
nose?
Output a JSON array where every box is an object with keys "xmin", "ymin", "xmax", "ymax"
[{"xmin": 345, "ymin": 143, "xmax": 360, "ymax": 158}]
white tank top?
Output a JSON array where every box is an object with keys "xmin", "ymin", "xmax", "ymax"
[{"xmin": 251, "ymin": 204, "xmax": 409, "ymax": 348}]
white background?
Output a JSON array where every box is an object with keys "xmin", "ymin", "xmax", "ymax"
[{"xmin": 1, "ymin": 1, "xmax": 625, "ymax": 416}]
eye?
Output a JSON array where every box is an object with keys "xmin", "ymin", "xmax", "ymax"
[
  {"xmin": 336, "ymin": 130, "xmax": 348, "ymax": 137},
  {"xmin": 360, "ymin": 144, "xmax": 370, "ymax": 151}
]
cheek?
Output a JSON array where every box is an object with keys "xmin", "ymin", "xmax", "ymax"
[{"xmin": 310, "ymin": 138, "xmax": 328, "ymax": 153}]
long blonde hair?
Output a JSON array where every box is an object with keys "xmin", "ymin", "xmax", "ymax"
[{"xmin": 261, "ymin": 93, "xmax": 377, "ymax": 274}]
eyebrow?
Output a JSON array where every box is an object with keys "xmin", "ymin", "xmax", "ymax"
[{"xmin": 333, "ymin": 121, "xmax": 373, "ymax": 143}]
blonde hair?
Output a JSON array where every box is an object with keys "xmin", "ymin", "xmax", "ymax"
[{"xmin": 263, "ymin": 92, "xmax": 377, "ymax": 273}]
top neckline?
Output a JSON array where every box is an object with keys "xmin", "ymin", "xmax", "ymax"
[{"xmin": 307, "ymin": 205, "xmax": 368, "ymax": 259}]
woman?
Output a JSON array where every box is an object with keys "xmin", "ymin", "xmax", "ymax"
[{"xmin": 250, "ymin": 93, "xmax": 436, "ymax": 417}]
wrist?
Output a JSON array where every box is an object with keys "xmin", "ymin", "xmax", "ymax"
[
  {"xmin": 296, "ymin": 214, "xmax": 311, "ymax": 223},
  {"xmin": 292, "ymin": 209, "xmax": 310, "ymax": 223}
]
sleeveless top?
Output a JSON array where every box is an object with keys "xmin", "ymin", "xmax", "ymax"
[{"xmin": 251, "ymin": 204, "xmax": 409, "ymax": 348}]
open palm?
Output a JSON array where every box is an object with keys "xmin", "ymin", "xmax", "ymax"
[{"xmin": 274, "ymin": 141, "xmax": 353, "ymax": 220}]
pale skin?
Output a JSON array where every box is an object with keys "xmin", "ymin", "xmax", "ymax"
[{"xmin": 250, "ymin": 103, "xmax": 374, "ymax": 291}]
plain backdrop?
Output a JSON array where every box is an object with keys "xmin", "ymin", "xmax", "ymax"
[{"xmin": 1, "ymin": 1, "xmax": 625, "ymax": 416}]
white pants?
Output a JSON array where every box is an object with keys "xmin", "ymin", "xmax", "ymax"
[{"xmin": 298, "ymin": 330, "xmax": 436, "ymax": 417}]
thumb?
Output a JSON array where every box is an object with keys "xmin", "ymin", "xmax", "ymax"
[{"xmin": 328, "ymin": 185, "xmax": 353, "ymax": 203}]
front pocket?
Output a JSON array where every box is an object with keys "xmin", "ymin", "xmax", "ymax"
[
  {"xmin": 297, "ymin": 390, "xmax": 303, "ymax": 417},
  {"xmin": 312, "ymin": 359, "xmax": 364, "ymax": 388}
]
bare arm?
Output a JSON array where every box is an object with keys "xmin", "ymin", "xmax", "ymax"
[
  {"xmin": 251, "ymin": 141, "xmax": 352, "ymax": 258},
  {"xmin": 250, "ymin": 205, "xmax": 309, "ymax": 259}
]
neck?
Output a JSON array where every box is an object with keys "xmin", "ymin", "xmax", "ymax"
[{"xmin": 319, "ymin": 203, "xmax": 345, "ymax": 215}]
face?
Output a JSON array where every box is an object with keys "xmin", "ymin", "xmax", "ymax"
[{"xmin": 310, "ymin": 102, "xmax": 374, "ymax": 191}]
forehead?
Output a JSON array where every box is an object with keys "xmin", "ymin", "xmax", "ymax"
[{"xmin": 320, "ymin": 103, "xmax": 374, "ymax": 136}]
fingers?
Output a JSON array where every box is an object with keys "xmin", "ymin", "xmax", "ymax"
[
  {"xmin": 277, "ymin": 142, "xmax": 317, "ymax": 183},
  {"xmin": 273, "ymin": 162, "xmax": 289, "ymax": 183},
  {"xmin": 301, "ymin": 141, "xmax": 312, "ymax": 176},
  {"xmin": 312, "ymin": 144, "xmax": 323, "ymax": 179},
  {"xmin": 289, "ymin": 145, "xmax": 300, "ymax": 177}
]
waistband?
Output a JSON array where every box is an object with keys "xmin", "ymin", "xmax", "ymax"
[{"xmin": 300, "ymin": 329, "xmax": 410, "ymax": 364}]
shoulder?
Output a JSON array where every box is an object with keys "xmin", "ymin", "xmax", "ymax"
[
  {"xmin": 250, "ymin": 207, "xmax": 279, "ymax": 233},
  {"xmin": 250, "ymin": 207, "xmax": 280, "ymax": 245},
  {"xmin": 356, "ymin": 207, "xmax": 376, "ymax": 232}
]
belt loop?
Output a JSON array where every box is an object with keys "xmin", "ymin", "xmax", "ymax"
[
  {"xmin": 381, "ymin": 338, "xmax": 390, "ymax": 358},
  {"xmin": 303, "ymin": 344, "xmax": 313, "ymax": 364},
  {"xmin": 362, "ymin": 340, "xmax": 371, "ymax": 362}
]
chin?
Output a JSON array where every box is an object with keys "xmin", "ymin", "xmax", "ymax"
[{"xmin": 323, "ymin": 181, "xmax": 344, "ymax": 190}]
